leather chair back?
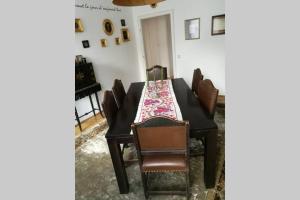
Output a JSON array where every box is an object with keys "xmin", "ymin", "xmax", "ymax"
[
  {"xmin": 192, "ymin": 68, "xmax": 204, "ymax": 95},
  {"xmin": 146, "ymin": 65, "xmax": 167, "ymax": 81},
  {"xmin": 197, "ymin": 79, "xmax": 219, "ymax": 119},
  {"xmin": 101, "ymin": 90, "xmax": 118, "ymax": 127},
  {"xmin": 112, "ymin": 79, "xmax": 126, "ymax": 109},
  {"xmin": 132, "ymin": 117, "xmax": 190, "ymax": 199},
  {"xmin": 132, "ymin": 117, "xmax": 189, "ymax": 157}
]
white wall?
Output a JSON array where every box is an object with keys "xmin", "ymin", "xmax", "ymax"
[
  {"xmin": 132, "ymin": 0, "xmax": 225, "ymax": 94},
  {"xmin": 75, "ymin": 0, "xmax": 140, "ymax": 122},
  {"xmin": 75, "ymin": 0, "xmax": 225, "ymax": 123}
]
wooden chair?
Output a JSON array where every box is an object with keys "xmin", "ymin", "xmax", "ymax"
[
  {"xmin": 101, "ymin": 90, "xmax": 118, "ymax": 127},
  {"xmin": 191, "ymin": 68, "xmax": 204, "ymax": 96},
  {"xmin": 131, "ymin": 117, "xmax": 190, "ymax": 199},
  {"xmin": 112, "ymin": 79, "xmax": 126, "ymax": 109},
  {"xmin": 197, "ymin": 79, "xmax": 219, "ymax": 119},
  {"xmin": 146, "ymin": 65, "xmax": 167, "ymax": 81},
  {"xmin": 102, "ymin": 90, "xmax": 134, "ymax": 164}
]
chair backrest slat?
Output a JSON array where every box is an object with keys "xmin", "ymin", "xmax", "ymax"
[
  {"xmin": 146, "ymin": 65, "xmax": 167, "ymax": 81},
  {"xmin": 192, "ymin": 68, "xmax": 204, "ymax": 94},
  {"xmin": 101, "ymin": 90, "xmax": 118, "ymax": 127},
  {"xmin": 197, "ymin": 79, "xmax": 219, "ymax": 119},
  {"xmin": 112, "ymin": 79, "xmax": 126, "ymax": 109}
]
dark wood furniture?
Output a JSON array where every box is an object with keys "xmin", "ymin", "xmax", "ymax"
[
  {"xmin": 101, "ymin": 91, "xmax": 118, "ymax": 127},
  {"xmin": 191, "ymin": 68, "xmax": 204, "ymax": 95},
  {"xmin": 197, "ymin": 79, "xmax": 219, "ymax": 119},
  {"xmin": 146, "ymin": 65, "xmax": 167, "ymax": 81},
  {"xmin": 112, "ymin": 79, "xmax": 126, "ymax": 109},
  {"xmin": 75, "ymin": 63, "xmax": 103, "ymax": 131},
  {"xmin": 217, "ymin": 95, "xmax": 225, "ymax": 108},
  {"xmin": 105, "ymin": 78, "xmax": 218, "ymax": 194},
  {"xmin": 132, "ymin": 117, "xmax": 190, "ymax": 199},
  {"xmin": 102, "ymin": 90, "xmax": 135, "ymax": 165}
]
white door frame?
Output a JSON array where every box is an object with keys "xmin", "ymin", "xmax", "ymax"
[{"xmin": 137, "ymin": 10, "xmax": 177, "ymax": 79}]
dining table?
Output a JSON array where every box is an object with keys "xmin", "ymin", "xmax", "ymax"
[{"xmin": 105, "ymin": 78, "xmax": 218, "ymax": 194}]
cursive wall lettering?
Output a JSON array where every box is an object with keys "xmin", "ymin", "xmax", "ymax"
[{"xmin": 75, "ymin": 1, "xmax": 122, "ymax": 12}]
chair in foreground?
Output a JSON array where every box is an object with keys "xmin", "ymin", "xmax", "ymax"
[
  {"xmin": 191, "ymin": 68, "xmax": 204, "ymax": 96},
  {"xmin": 131, "ymin": 117, "xmax": 190, "ymax": 199},
  {"xmin": 146, "ymin": 65, "xmax": 167, "ymax": 81},
  {"xmin": 197, "ymin": 79, "xmax": 219, "ymax": 119},
  {"xmin": 112, "ymin": 79, "xmax": 126, "ymax": 109}
]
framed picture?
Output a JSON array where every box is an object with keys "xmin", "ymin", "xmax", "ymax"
[
  {"xmin": 115, "ymin": 37, "xmax": 121, "ymax": 45},
  {"xmin": 75, "ymin": 18, "xmax": 84, "ymax": 32},
  {"xmin": 82, "ymin": 40, "xmax": 90, "ymax": 48},
  {"xmin": 185, "ymin": 18, "xmax": 200, "ymax": 40},
  {"xmin": 212, "ymin": 14, "xmax": 225, "ymax": 35},
  {"xmin": 100, "ymin": 39, "xmax": 108, "ymax": 47},
  {"xmin": 121, "ymin": 19, "xmax": 126, "ymax": 26},
  {"xmin": 150, "ymin": 3, "xmax": 157, "ymax": 8},
  {"xmin": 103, "ymin": 19, "xmax": 114, "ymax": 36},
  {"xmin": 121, "ymin": 28, "xmax": 130, "ymax": 42}
]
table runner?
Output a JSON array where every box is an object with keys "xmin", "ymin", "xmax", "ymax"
[{"xmin": 133, "ymin": 79, "xmax": 183, "ymax": 124}]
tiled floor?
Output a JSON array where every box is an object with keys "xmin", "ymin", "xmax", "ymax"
[{"xmin": 75, "ymin": 108, "xmax": 225, "ymax": 200}]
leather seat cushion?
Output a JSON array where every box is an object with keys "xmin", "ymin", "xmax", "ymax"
[{"xmin": 142, "ymin": 155, "xmax": 187, "ymax": 172}]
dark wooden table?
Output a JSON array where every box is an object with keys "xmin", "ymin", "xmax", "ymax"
[{"xmin": 105, "ymin": 78, "xmax": 218, "ymax": 194}]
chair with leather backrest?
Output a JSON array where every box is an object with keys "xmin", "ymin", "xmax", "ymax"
[
  {"xmin": 146, "ymin": 65, "xmax": 168, "ymax": 81},
  {"xmin": 131, "ymin": 117, "xmax": 190, "ymax": 199},
  {"xmin": 101, "ymin": 90, "xmax": 118, "ymax": 127},
  {"xmin": 191, "ymin": 68, "xmax": 204, "ymax": 96},
  {"xmin": 197, "ymin": 79, "xmax": 219, "ymax": 119},
  {"xmin": 112, "ymin": 79, "xmax": 126, "ymax": 109}
]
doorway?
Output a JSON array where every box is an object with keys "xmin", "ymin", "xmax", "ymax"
[{"xmin": 141, "ymin": 14, "xmax": 174, "ymax": 78}]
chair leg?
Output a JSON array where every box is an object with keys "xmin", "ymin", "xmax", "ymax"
[
  {"xmin": 200, "ymin": 137, "xmax": 205, "ymax": 146},
  {"xmin": 121, "ymin": 143, "xmax": 129, "ymax": 155},
  {"xmin": 141, "ymin": 171, "xmax": 149, "ymax": 199},
  {"xmin": 186, "ymin": 170, "xmax": 190, "ymax": 200}
]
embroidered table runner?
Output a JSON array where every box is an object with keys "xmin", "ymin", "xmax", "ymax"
[{"xmin": 133, "ymin": 80, "xmax": 183, "ymax": 126}]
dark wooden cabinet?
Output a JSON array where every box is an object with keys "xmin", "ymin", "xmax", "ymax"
[
  {"xmin": 75, "ymin": 63, "xmax": 96, "ymax": 91},
  {"xmin": 75, "ymin": 63, "xmax": 103, "ymax": 131}
]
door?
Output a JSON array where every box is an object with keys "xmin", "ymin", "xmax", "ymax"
[{"xmin": 141, "ymin": 14, "xmax": 174, "ymax": 78}]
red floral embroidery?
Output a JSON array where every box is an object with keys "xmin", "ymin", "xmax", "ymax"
[{"xmin": 138, "ymin": 80, "xmax": 178, "ymax": 122}]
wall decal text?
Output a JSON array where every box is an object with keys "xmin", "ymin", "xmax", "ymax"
[{"xmin": 75, "ymin": 2, "xmax": 122, "ymax": 12}]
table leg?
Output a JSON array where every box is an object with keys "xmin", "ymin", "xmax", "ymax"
[
  {"xmin": 75, "ymin": 107, "xmax": 82, "ymax": 131},
  {"xmin": 107, "ymin": 138, "xmax": 129, "ymax": 194},
  {"xmin": 94, "ymin": 92, "xmax": 104, "ymax": 117},
  {"xmin": 89, "ymin": 94, "xmax": 96, "ymax": 116},
  {"xmin": 204, "ymin": 129, "xmax": 217, "ymax": 188}
]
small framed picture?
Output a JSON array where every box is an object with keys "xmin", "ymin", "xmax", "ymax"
[
  {"xmin": 115, "ymin": 37, "xmax": 121, "ymax": 45},
  {"xmin": 121, "ymin": 19, "xmax": 126, "ymax": 26},
  {"xmin": 100, "ymin": 39, "xmax": 108, "ymax": 47},
  {"xmin": 212, "ymin": 14, "xmax": 225, "ymax": 35},
  {"xmin": 75, "ymin": 18, "xmax": 84, "ymax": 32},
  {"xmin": 103, "ymin": 19, "xmax": 114, "ymax": 36},
  {"xmin": 185, "ymin": 18, "xmax": 200, "ymax": 40},
  {"xmin": 150, "ymin": 3, "xmax": 157, "ymax": 8},
  {"xmin": 121, "ymin": 28, "xmax": 130, "ymax": 42},
  {"xmin": 82, "ymin": 40, "xmax": 90, "ymax": 48}
]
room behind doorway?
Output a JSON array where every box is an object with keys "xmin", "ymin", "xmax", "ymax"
[{"xmin": 141, "ymin": 14, "xmax": 174, "ymax": 78}]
